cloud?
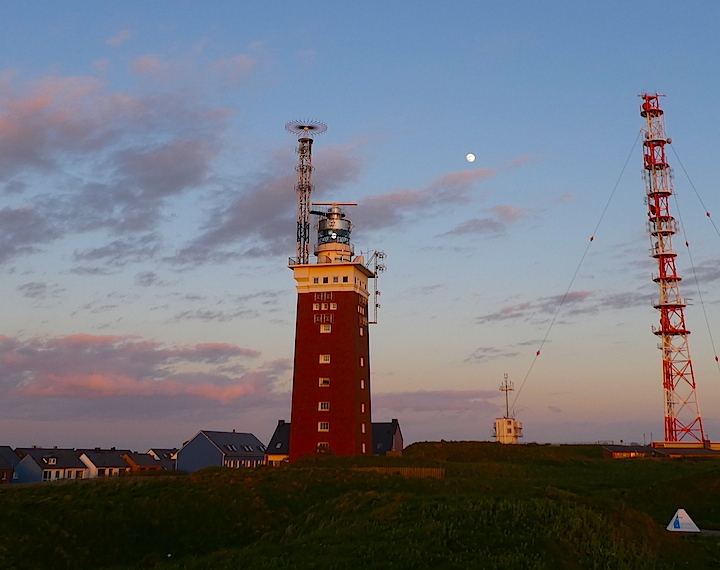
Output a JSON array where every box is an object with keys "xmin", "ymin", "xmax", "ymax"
[
  {"xmin": 443, "ymin": 204, "xmax": 532, "ymax": 237},
  {"xmin": 465, "ymin": 346, "xmax": 520, "ymax": 363},
  {"xmin": 106, "ymin": 30, "xmax": 133, "ymax": 47},
  {"xmin": 0, "ymin": 72, "xmax": 227, "ymax": 265},
  {"xmin": 210, "ymin": 54, "xmax": 257, "ymax": 84},
  {"xmin": 476, "ymin": 289, "xmax": 650, "ymax": 325},
  {"xmin": 170, "ymin": 143, "xmax": 363, "ymax": 265},
  {"xmin": 373, "ymin": 389, "xmax": 499, "ymax": 413},
  {"xmin": 131, "ymin": 54, "xmax": 170, "ymax": 75},
  {"xmin": 0, "ymin": 334, "xmax": 277, "ymax": 409},
  {"xmin": 17, "ymin": 281, "xmax": 63, "ymax": 300}
]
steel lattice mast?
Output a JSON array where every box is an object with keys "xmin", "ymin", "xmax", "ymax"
[
  {"xmin": 640, "ymin": 94, "xmax": 706, "ymax": 443},
  {"xmin": 285, "ymin": 120, "xmax": 327, "ymax": 265}
]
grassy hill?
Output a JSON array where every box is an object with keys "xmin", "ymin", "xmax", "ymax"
[{"xmin": 2, "ymin": 442, "xmax": 720, "ymax": 569}]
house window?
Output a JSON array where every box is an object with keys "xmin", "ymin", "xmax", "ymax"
[
  {"xmin": 360, "ymin": 379, "xmax": 365, "ymax": 389},
  {"xmin": 323, "ymin": 277, "xmax": 329, "ymax": 283},
  {"xmin": 76, "ymin": 471, "xmax": 83, "ymax": 479},
  {"xmin": 98, "ymin": 469, "xmax": 106, "ymax": 477},
  {"xmin": 333, "ymin": 276, "xmax": 339, "ymax": 283},
  {"xmin": 12, "ymin": 472, "xmax": 18, "ymax": 480},
  {"xmin": 43, "ymin": 471, "xmax": 51, "ymax": 481},
  {"xmin": 361, "ymin": 403, "xmax": 366, "ymax": 413},
  {"xmin": 318, "ymin": 422, "xmax": 330, "ymax": 432},
  {"xmin": 330, "ymin": 303, "xmax": 337, "ymax": 310},
  {"xmin": 507, "ymin": 428, "xmax": 512, "ymax": 434},
  {"xmin": 47, "ymin": 457, "xmax": 57, "ymax": 465},
  {"xmin": 313, "ymin": 278, "xmax": 319, "ymax": 284},
  {"xmin": 343, "ymin": 276, "xmax": 349, "ymax": 283},
  {"xmin": 318, "ymin": 401, "xmax": 330, "ymax": 411},
  {"xmin": 320, "ymin": 324, "xmax": 331, "ymax": 333},
  {"xmin": 319, "ymin": 354, "xmax": 331, "ymax": 364},
  {"xmin": 313, "ymin": 303, "xmax": 320, "ymax": 310},
  {"xmin": 359, "ymin": 357, "xmax": 364, "ymax": 367},
  {"xmin": 319, "ymin": 377, "xmax": 330, "ymax": 387},
  {"xmin": 361, "ymin": 423, "xmax": 366, "ymax": 434}
]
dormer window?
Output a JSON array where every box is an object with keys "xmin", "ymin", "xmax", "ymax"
[{"xmin": 43, "ymin": 457, "xmax": 57, "ymax": 465}]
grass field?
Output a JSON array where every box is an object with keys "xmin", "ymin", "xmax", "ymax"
[{"xmin": 2, "ymin": 442, "xmax": 720, "ymax": 569}]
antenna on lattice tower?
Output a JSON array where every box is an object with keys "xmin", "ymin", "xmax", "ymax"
[
  {"xmin": 639, "ymin": 94, "xmax": 706, "ymax": 443},
  {"xmin": 285, "ymin": 120, "xmax": 327, "ymax": 265},
  {"xmin": 499, "ymin": 373, "xmax": 514, "ymax": 418}
]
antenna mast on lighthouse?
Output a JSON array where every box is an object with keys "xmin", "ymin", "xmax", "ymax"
[
  {"xmin": 640, "ymin": 94, "xmax": 706, "ymax": 443},
  {"xmin": 286, "ymin": 120, "xmax": 327, "ymax": 265}
]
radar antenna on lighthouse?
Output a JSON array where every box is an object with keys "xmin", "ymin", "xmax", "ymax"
[
  {"xmin": 639, "ymin": 94, "xmax": 706, "ymax": 443},
  {"xmin": 286, "ymin": 120, "xmax": 327, "ymax": 265}
]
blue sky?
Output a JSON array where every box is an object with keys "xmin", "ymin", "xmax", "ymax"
[{"xmin": 1, "ymin": 1, "xmax": 719, "ymax": 450}]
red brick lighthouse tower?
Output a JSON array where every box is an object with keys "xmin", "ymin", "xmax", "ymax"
[{"xmin": 285, "ymin": 120, "xmax": 380, "ymax": 460}]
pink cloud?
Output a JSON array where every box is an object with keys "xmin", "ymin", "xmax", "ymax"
[
  {"xmin": 0, "ymin": 333, "xmax": 270, "ymax": 404},
  {"xmin": 490, "ymin": 204, "xmax": 530, "ymax": 222},
  {"xmin": 132, "ymin": 54, "xmax": 169, "ymax": 75},
  {"xmin": 210, "ymin": 54, "xmax": 257, "ymax": 83},
  {"xmin": 106, "ymin": 30, "xmax": 133, "ymax": 47}
]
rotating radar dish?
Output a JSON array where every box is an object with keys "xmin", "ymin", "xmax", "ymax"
[{"xmin": 285, "ymin": 120, "xmax": 328, "ymax": 138}]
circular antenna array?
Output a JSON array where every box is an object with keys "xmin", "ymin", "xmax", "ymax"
[{"xmin": 285, "ymin": 120, "xmax": 327, "ymax": 138}]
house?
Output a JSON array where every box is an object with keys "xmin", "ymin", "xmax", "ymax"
[
  {"xmin": 266, "ymin": 420, "xmax": 290, "ymax": 466},
  {"xmin": 122, "ymin": 453, "xmax": 163, "ymax": 473},
  {"xmin": 147, "ymin": 448, "xmax": 178, "ymax": 471},
  {"xmin": 14, "ymin": 449, "xmax": 88, "ymax": 483},
  {"xmin": 176, "ymin": 430, "xmax": 266, "ymax": 473},
  {"xmin": 372, "ymin": 419, "xmax": 403, "ymax": 456},
  {"xmin": 0, "ymin": 446, "xmax": 20, "ymax": 484},
  {"xmin": 264, "ymin": 419, "xmax": 404, "ymax": 464},
  {"xmin": 79, "ymin": 452, "xmax": 131, "ymax": 477}
]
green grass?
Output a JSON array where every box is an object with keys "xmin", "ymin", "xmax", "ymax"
[{"xmin": 2, "ymin": 442, "xmax": 720, "ymax": 569}]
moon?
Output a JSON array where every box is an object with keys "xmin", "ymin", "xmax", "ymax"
[{"xmin": 466, "ymin": 153, "xmax": 476, "ymax": 162}]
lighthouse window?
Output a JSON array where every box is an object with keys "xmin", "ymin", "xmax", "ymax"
[
  {"xmin": 333, "ymin": 276, "xmax": 339, "ymax": 283},
  {"xmin": 362, "ymin": 443, "xmax": 367, "ymax": 454},
  {"xmin": 361, "ymin": 403, "xmax": 366, "ymax": 413},
  {"xmin": 343, "ymin": 276, "xmax": 348, "ymax": 283},
  {"xmin": 317, "ymin": 442, "xmax": 329, "ymax": 450},
  {"xmin": 323, "ymin": 277, "xmax": 329, "ymax": 284},
  {"xmin": 320, "ymin": 324, "xmax": 331, "ymax": 333},
  {"xmin": 313, "ymin": 303, "xmax": 320, "ymax": 310},
  {"xmin": 322, "ymin": 303, "xmax": 329, "ymax": 310},
  {"xmin": 361, "ymin": 423, "xmax": 366, "ymax": 434},
  {"xmin": 319, "ymin": 377, "xmax": 330, "ymax": 387},
  {"xmin": 319, "ymin": 354, "xmax": 331, "ymax": 364},
  {"xmin": 359, "ymin": 357, "xmax": 365, "ymax": 367},
  {"xmin": 318, "ymin": 402, "xmax": 330, "ymax": 411},
  {"xmin": 359, "ymin": 327, "xmax": 364, "ymax": 336},
  {"xmin": 330, "ymin": 303, "xmax": 337, "ymax": 310},
  {"xmin": 360, "ymin": 379, "xmax": 365, "ymax": 389},
  {"xmin": 318, "ymin": 422, "xmax": 330, "ymax": 432}
]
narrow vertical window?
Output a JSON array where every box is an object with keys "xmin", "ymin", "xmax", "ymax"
[
  {"xmin": 360, "ymin": 379, "xmax": 365, "ymax": 389},
  {"xmin": 359, "ymin": 327, "xmax": 364, "ymax": 336},
  {"xmin": 361, "ymin": 423, "xmax": 366, "ymax": 434},
  {"xmin": 361, "ymin": 403, "xmax": 366, "ymax": 413},
  {"xmin": 359, "ymin": 357, "xmax": 364, "ymax": 367},
  {"xmin": 362, "ymin": 443, "xmax": 367, "ymax": 454}
]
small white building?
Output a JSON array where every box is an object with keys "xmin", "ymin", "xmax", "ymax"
[{"xmin": 494, "ymin": 417, "xmax": 523, "ymax": 444}]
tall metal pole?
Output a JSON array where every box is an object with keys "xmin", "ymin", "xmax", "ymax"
[
  {"xmin": 285, "ymin": 120, "xmax": 327, "ymax": 265},
  {"xmin": 640, "ymin": 94, "xmax": 705, "ymax": 443}
]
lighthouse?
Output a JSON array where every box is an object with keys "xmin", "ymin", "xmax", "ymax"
[{"xmin": 288, "ymin": 203, "xmax": 375, "ymax": 459}]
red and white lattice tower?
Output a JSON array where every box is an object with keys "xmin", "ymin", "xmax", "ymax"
[{"xmin": 640, "ymin": 94, "xmax": 706, "ymax": 443}]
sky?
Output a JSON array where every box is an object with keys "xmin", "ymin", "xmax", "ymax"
[{"xmin": 1, "ymin": 1, "xmax": 720, "ymax": 450}]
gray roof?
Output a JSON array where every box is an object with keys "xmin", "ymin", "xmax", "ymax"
[
  {"xmin": 372, "ymin": 420, "xmax": 401, "ymax": 455},
  {"xmin": 123, "ymin": 453, "xmax": 161, "ymax": 467},
  {"xmin": 0, "ymin": 454, "xmax": 13, "ymax": 471},
  {"xmin": 200, "ymin": 431, "xmax": 266, "ymax": 457},
  {"xmin": 0, "ymin": 446, "xmax": 20, "ymax": 468},
  {"xmin": 267, "ymin": 421, "xmax": 290, "ymax": 455},
  {"xmin": 23, "ymin": 449, "xmax": 86, "ymax": 469},
  {"xmin": 82, "ymin": 452, "xmax": 130, "ymax": 468}
]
